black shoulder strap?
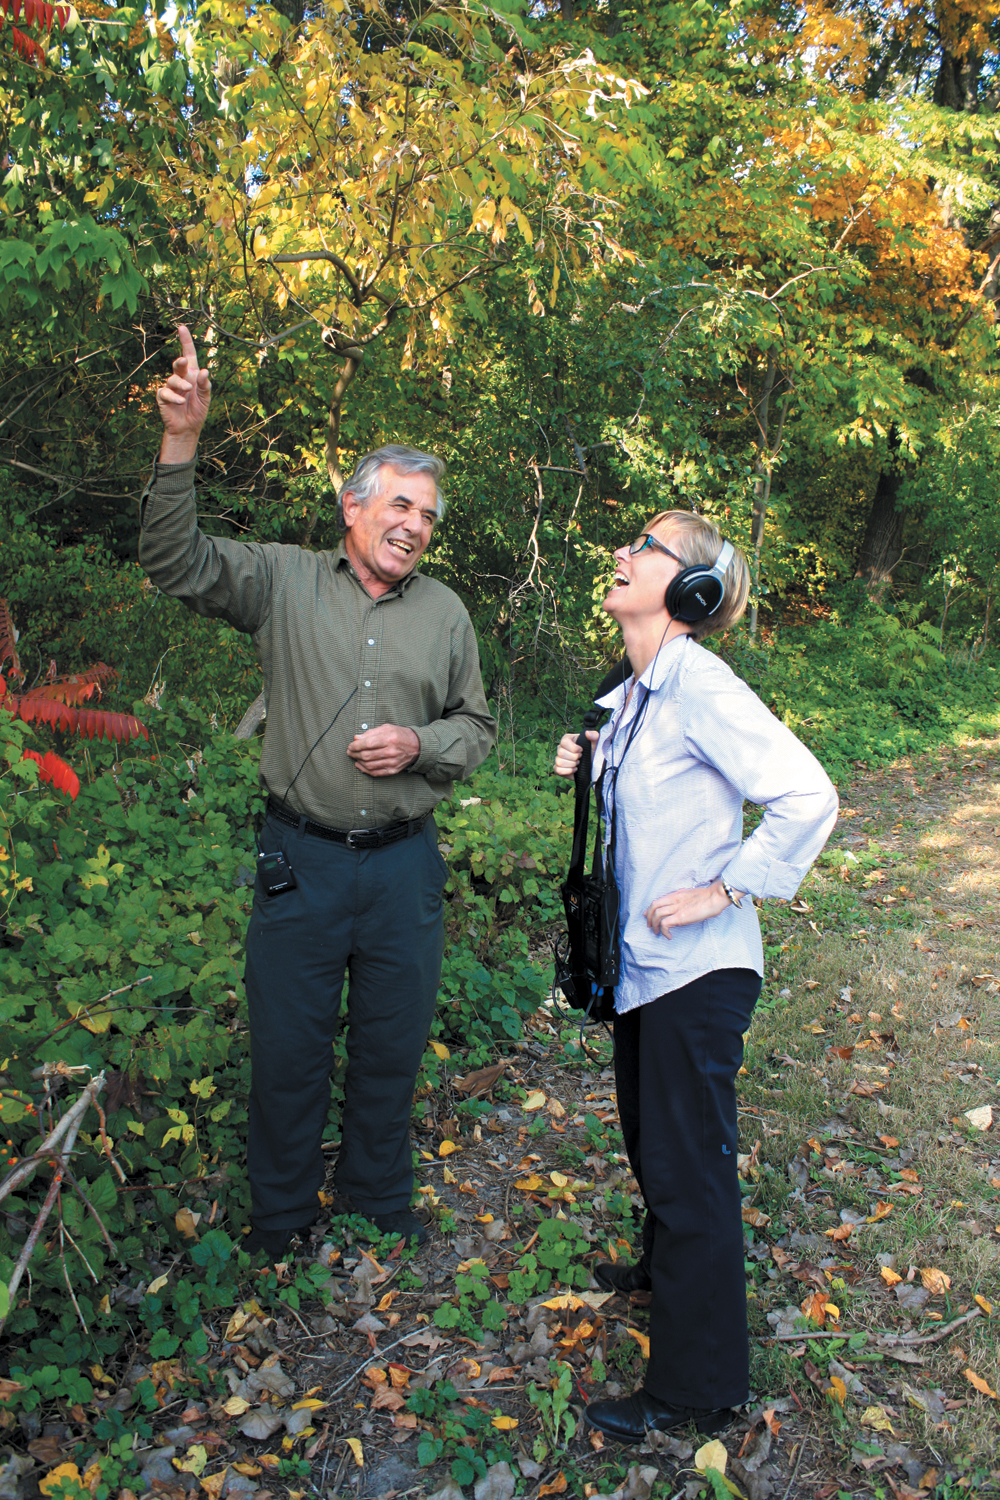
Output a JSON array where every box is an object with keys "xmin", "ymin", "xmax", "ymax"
[{"xmin": 568, "ymin": 653, "xmax": 630, "ymax": 878}]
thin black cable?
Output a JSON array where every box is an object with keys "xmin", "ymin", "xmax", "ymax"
[{"xmin": 253, "ymin": 686, "xmax": 358, "ymax": 853}]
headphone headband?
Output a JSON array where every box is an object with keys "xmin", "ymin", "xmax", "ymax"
[{"xmin": 664, "ymin": 538, "xmax": 735, "ymax": 624}]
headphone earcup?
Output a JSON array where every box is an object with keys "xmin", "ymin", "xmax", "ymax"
[{"xmin": 665, "ymin": 567, "xmax": 725, "ymax": 623}]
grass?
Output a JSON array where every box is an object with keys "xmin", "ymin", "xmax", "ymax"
[{"xmin": 735, "ymin": 733, "xmax": 1000, "ymax": 1492}]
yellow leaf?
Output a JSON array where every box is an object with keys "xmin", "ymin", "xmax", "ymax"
[
  {"xmin": 550, "ymin": 1172, "xmax": 569, "ymax": 1188},
  {"xmin": 173, "ymin": 1446, "xmax": 208, "ymax": 1477},
  {"xmin": 515, "ymin": 1175, "xmax": 544, "ymax": 1191},
  {"xmin": 345, "ymin": 1438, "xmax": 364, "ymax": 1467},
  {"xmin": 98, "ymin": 1295, "xmax": 110, "ymax": 1315},
  {"xmin": 880, "ymin": 1267, "xmax": 902, "ymax": 1286},
  {"xmin": 429, "ymin": 1041, "xmax": 450, "ymax": 1061},
  {"xmin": 695, "ymin": 1439, "xmax": 728, "ymax": 1475},
  {"xmin": 443, "ymin": 1165, "xmax": 457, "ymax": 1183},
  {"xmin": 491, "ymin": 1415, "xmax": 518, "ymax": 1430},
  {"xmin": 625, "ymin": 1327, "xmax": 649, "ymax": 1359},
  {"xmin": 82, "ymin": 1465, "xmax": 102, "ymax": 1493},
  {"xmin": 919, "ymin": 1267, "xmax": 951, "ymax": 1296},
  {"xmin": 867, "ymin": 1201, "xmax": 893, "ymax": 1222},
  {"xmin": 824, "ymin": 1303, "xmax": 840, "ymax": 1321},
  {"xmin": 200, "ymin": 1472, "xmax": 227, "ymax": 1500},
  {"xmin": 291, "ymin": 1399, "xmax": 326, "ymax": 1411},
  {"xmin": 231, "ymin": 1465, "xmax": 261, "ymax": 1478},
  {"xmin": 222, "ymin": 1396, "xmax": 251, "ymax": 1417},
  {"xmin": 147, "ymin": 1274, "xmax": 169, "ymax": 1297},
  {"xmin": 523, "ymin": 1091, "xmax": 546, "ymax": 1110},
  {"xmin": 827, "ymin": 1376, "xmax": 847, "ymax": 1406},
  {"xmin": 965, "ymin": 1368, "xmax": 998, "ymax": 1399},
  {"xmin": 439, "ymin": 1139, "xmax": 459, "ymax": 1157},
  {"xmin": 39, "ymin": 1466, "xmax": 82, "ymax": 1496},
  {"xmin": 861, "ymin": 1405, "xmax": 895, "ymax": 1433},
  {"xmin": 975, "ymin": 1294, "xmax": 992, "ymax": 1315}
]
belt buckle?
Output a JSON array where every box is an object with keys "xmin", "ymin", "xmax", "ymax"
[{"xmin": 345, "ymin": 829, "xmax": 369, "ymax": 849}]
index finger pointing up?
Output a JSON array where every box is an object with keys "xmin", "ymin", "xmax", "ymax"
[{"xmin": 177, "ymin": 324, "xmax": 198, "ymax": 371}]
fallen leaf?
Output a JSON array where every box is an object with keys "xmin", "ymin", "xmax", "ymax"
[
  {"xmin": 344, "ymin": 1438, "xmax": 364, "ymax": 1467},
  {"xmin": 861, "ymin": 1405, "xmax": 895, "ymax": 1433},
  {"xmin": 453, "ymin": 1063, "xmax": 505, "ymax": 1097},
  {"xmin": 39, "ymin": 1466, "xmax": 82, "ymax": 1496},
  {"xmin": 291, "ymin": 1399, "xmax": 326, "ymax": 1412},
  {"xmin": 147, "ymin": 1274, "xmax": 169, "ymax": 1297},
  {"xmin": 880, "ymin": 1267, "xmax": 903, "ymax": 1286},
  {"xmin": 827, "ymin": 1376, "xmax": 847, "ymax": 1406},
  {"xmin": 173, "ymin": 1447, "xmax": 208, "ymax": 1478},
  {"xmin": 550, "ymin": 1172, "xmax": 569, "ymax": 1188},
  {"xmin": 199, "ymin": 1472, "xmax": 227, "ymax": 1500},
  {"xmin": 438, "ymin": 1140, "xmax": 459, "ymax": 1157},
  {"xmin": 515, "ymin": 1175, "xmax": 544, "ymax": 1191},
  {"xmin": 370, "ymin": 1384, "xmax": 405, "ymax": 1412},
  {"xmin": 878, "ymin": 1136, "xmax": 900, "ymax": 1148},
  {"xmin": 867, "ymin": 1202, "xmax": 893, "ymax": 1222},
  {"xmin": 538, "ymin": 1475, "xmax": 566, "ymax": 1497},
  {"xmin": 965, "ymin": 1369, "xmax": 998, "ymax": 1399},
  {"xmin": 487, "ymin": 1367, "xmax": 519, "ymax": 1383},
  {"xmin": 920, "ymin": 1268, "xmax": 951, "ymax": 1296},
  {"xmin": 695, "ymin": 1439, "xmax": 728, "ymax": 1475},
  {"xmin": 824, "ymin": 1224, "xmax": 853, "ymax": 1242},
  {"xmin": 239, "ymin": 1411, "xmax": 285, "ymax": 1441},
  {"xmin": 741, "ymin": 1205, "xmax": 770, "ymax": 1228},
  {"xmin": 824, "ymin": 1303, "xmax": 840, "ymax": 1321},
  {"xmin": 974, "ymin": 1295, "xmax": 992, "ymax": 1315},
  {"xmin": 801, "ymin": 1290, "xmax": 829, "ymax": 1326},
  {"xmin": 429, "ymin": 1041, "xmax": 450, "ymax": 1061},
  {"xmin": 625, "ymin": 1327, "xmax": 650, "ymax": 1358},
  {"xmin": 547, "ymin": 1098, "xmax": 566, "ymax": 1118},
  {"xmin": 230, "ymin": 1465, "xmax": 261, "ymax": 1478},
  {"xmin": 393, "ymin": 1412, "xmax": 417, "ymax": 1429},
  {"xmin": 175, "ymin": 1207, "xmax": 201, "ymax": 1240},
  {"xmin": 222, "ymin": 1396, "xmax": 251, "ymax": 1417},
  {"xmin": 491, "ymin": 1415, "xmax": 518, "ymax": 1430},
  {"xmin": 0, "ymin": 1378, "xmax": 24, "ymax": 1403},
  {"xmin": 523, "ymin": 1091, "xmax": 546, "ymax": 1111}
]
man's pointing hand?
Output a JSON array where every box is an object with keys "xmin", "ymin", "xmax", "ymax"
[{"xmin": 156, "ymin": 325, "xmax": 212, "ymax": 464}]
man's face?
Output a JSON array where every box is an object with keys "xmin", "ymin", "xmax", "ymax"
[{"xmin": 342, "ymin": 466, "xmax": 439, "ymax": 589}]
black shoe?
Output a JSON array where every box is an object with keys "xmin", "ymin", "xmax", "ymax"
[
  {"xmin": 594, "ymin": 1260, "xmax": 652, "ymax": 1295},
  {"xmin": 243, "ymin": 1222, "xmax": 313, "ymax": 1260},
  {"xmin": 585, "ymin": 1390, "xmax": 731, "ymax": 1444},
  {"xmin": 328, "ymin": 1193, "xmax": 428, "ymax": 1247}
]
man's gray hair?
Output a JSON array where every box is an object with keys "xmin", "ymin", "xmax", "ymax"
[{"xmin": 336, "ymin": 444, "xmax": 447, "ymax": 529}]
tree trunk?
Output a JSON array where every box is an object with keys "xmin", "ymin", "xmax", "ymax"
[
  {"xmin": 560, "ymin": 0, "xmax": 574, "ymax": 20},
  {"xmin": 299, "ymin": 349, "xmax": 362, "ymax": 547},
  {"xmin": 855, "ymin": 462, "xmax": 905, "ymax": 593},
  {"xmin": 934, "ymin": 49, "xmax": 980, "ymax": 112}
]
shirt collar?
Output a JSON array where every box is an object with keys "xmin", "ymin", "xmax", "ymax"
[{"xmin": 594, "ymin": 634, "xmax": 690, "ymax": 710}]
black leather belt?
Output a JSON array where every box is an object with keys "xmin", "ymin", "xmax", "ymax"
[{"xmin": 266, "ymin": 797, "xmax": 429, "ymax": 850}]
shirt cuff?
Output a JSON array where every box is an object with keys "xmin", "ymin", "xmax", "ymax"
[
  {"xmin": 721, "ymin": 852, "xmax": 810, "ymax": 902},
  {"xmin": 141, "ymin": 458, "xmax": 198, "ymax": 522},
  {"xmin": 409, "ymin": 725, "xmax": 437, "ymax": 775}
]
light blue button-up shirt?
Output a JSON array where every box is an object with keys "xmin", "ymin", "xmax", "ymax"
[{"xmin": 592, "ymin": 636, "xmax": 839, "ymax": 1014}]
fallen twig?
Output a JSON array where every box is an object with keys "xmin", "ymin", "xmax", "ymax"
[{"xmin": 880, "ymin": 1307, "xmax": 982, "ymax": 1347}]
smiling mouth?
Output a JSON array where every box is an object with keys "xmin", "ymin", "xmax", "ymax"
[
  {"xmin": 611, "ymin": 572, "xmax": 629, "ymax": 587},
  {"xmin": 386, "ymin": 538, "xmax": 414, "ymax": 557}
]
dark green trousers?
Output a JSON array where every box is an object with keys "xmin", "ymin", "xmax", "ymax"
[{"xmin": 244, "ymin": 813, "xmax": 447, "ymax": 1232}]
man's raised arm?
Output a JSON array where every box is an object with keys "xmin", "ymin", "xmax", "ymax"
[{"xmin": 139, "ymin": 327, "xmax": 277, "ymax": 635}]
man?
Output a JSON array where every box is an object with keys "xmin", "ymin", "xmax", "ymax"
[{"xmin": 141, "ymin": 327, "xmax": 496, "ymax": 1259}]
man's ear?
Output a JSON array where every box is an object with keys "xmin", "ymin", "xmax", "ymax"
[{"xmin": 341, "ymin": 489, "xmax": 360, "ymax": 528}]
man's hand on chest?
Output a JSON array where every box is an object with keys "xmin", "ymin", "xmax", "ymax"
[{"xmin": 347, "ymin": 724, "xmax": 421, "ymax": 777}]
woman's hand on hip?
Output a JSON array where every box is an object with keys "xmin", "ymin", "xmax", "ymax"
[
  {"xmin": 554, "ymin": 729, "xmax": 597, "ymax": 777},
  {"xmin": 645, "ymin": 880, "xmax": 737, "ymax": 938}
]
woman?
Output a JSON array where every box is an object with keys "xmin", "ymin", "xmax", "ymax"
[{"xmin": 554, "ymin": 511, "xmax": 838, "ymax": 1442}]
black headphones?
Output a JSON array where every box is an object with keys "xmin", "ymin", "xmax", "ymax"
[{"xmin": 665, "ymin": 540, "xmax": 735, "ymax": 623}]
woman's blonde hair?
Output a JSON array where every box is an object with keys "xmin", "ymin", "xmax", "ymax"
[{"xmin": 646, "ymin": 510, "xmax": 751, "ymax": 639}]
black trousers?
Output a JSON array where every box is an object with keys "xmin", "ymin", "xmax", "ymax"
[
  {"xmin": 614, "ymin": 968, "xmax": 761, "ymax": 1410},
  {"xmin": 243, "ymin": 813, "xmax": 447, "ymax": 1232}
]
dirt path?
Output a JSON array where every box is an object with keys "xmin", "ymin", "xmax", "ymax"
[{"xmin": 87, "ymin": 736, "xmax": 1000, "ymax": 1500}]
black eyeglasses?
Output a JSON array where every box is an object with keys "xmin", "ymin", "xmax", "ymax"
[{"xmin": 629, "ymin": 533, "xmax": 684, "ymax": 565}]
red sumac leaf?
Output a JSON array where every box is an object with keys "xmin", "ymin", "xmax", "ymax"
[{"xmin": 21, "ymin": 749, "xmax": 80, "ymax": 800}]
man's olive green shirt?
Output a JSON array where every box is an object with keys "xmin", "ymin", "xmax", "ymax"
[{"xmin": 139, "ymin": 460, "xmax": 497, "ymax": 829}]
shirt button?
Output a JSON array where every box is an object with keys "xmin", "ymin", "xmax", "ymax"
[
  {"xmin": 368, "ymin": 638, "xmax": 375, "ymax": 646},
  {"xmin": 361, "ymin": 723, "xmax": 368, "ymax": 730},
  {"xmin": 360, "ymin": 809, "xmax": 367, "ymax": 816},
  {"xmin": 364, "ymin": 680, "xmax": 371, "ymax": 687}
]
